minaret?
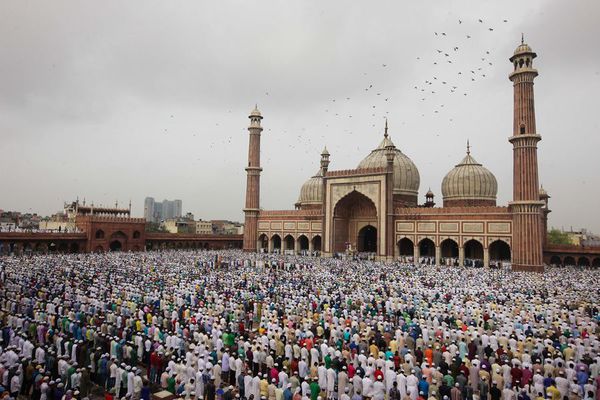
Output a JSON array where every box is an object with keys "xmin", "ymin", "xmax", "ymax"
[
  {"xmin": 508, "ymin": 37, "xmax": 545, "ymax": 272},
  {"xmin": 243, "ymin": 105, "xmax": 263, "ymax": 252}
]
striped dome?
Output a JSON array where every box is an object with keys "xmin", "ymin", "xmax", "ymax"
[
  {"xmin": 441, "ymin": 151, "xmax": 497, "ymax": 202},
  {"xmin": 297, "ymin": 169, "xmax": 323, "ymax": 206}
]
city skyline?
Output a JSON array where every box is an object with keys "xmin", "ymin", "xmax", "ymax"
[{"xmin": 1, "ymin": 1, "xmax": 599, "ymax": 232}]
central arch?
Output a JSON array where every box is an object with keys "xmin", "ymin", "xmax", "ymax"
[
  {"xmin": 332, "ymin": 190, "xmax": 377, "ymax": 253},
  {"xmin": 357, "ymin": 225, "xmax": 377, "ymax": 252}
]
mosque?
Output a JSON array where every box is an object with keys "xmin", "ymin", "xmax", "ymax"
[{"xmin": 243, "ymin": 39, "xmax": 549, "ymax": 272}]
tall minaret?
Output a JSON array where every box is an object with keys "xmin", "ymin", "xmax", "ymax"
[
  {"xmin": 508, "ymin": 37, "xmax": 545, "ymax": 272},
  {"xmin": 243, "ymin": 106, "xmax": 263, "ymax": 252}
]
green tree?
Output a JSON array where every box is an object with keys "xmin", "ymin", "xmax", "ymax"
[
  {"xmin": 145, "ymin": 222, "xmax": 167, "ymax": 232},
  {"xmin": 547, "ymin": 228, "xmax": 572, "ymax": 245}
]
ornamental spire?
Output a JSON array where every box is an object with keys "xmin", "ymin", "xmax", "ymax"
[{"xmin": 384, "ymin": 118, "xmax": 388, "ymax": 138}]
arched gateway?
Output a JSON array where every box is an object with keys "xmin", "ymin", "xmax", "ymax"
[{"xmin": 332, "ymin": 190, "xmax": 378, "ymax": 253}]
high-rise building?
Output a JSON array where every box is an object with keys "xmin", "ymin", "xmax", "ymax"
[
  {"xmin": 143, "ymin": 197, "xmax": 182, "ymax": 222},
  {"xmin": 144, "ymin": 197, "xmax": 155, "ymax": 222}
]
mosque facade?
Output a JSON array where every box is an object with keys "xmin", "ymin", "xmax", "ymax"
[{"xmin": 243, "ymin": 40, "xmax": 548, "ymax": 272}]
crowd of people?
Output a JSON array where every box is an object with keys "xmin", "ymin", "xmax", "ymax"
[{"xmin": 0, "ymin": 250, "xmax": 597, "ymax": 400}]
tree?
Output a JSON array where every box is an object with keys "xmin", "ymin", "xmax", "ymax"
[
  {"xmin": 145, "ymin": 222, "xmax": 167, "ymax": 233},
  {"xmin": 547, "ymin": 228, "xmax": 572, "ymax": 245}
]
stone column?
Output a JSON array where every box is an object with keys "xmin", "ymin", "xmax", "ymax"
[
  {"xmin": 484, "ymin": 247, "xmax": 490, "ymax": 268},
  {"xmin": 268, "ymin": 237, "xmax": 273, "ymax": 253},
  {"xmin": 309, "ymin": 238, "xmax": 314, "ymax": 253},
  {"xmin": 414, "ymin": 244, "xmax": 420, "ymax": 263},
  {"xmin": 435, "ymin": 246, "xmax": 441, "ymax": 266},
  {"xmin": 459, "ymin": 246, "xmax": 465, "ymax": 267}
]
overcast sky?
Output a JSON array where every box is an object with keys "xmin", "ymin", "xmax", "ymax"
[{"xmin": 1, "ymin": 0, "xmax": 599, "ymax": 232}]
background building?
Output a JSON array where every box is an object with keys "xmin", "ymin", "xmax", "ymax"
[
  {"xmin": 196, "ymin": 220, "xmax": 213, "ymax": 235},
  {"xmin": 144, "ymin": 197, "xmax": 182, "ymax": 222}
]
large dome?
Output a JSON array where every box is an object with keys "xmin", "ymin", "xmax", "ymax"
[
  {"xmin": 441, "ymin": 148, "xmax": 497, "ymax": 206},
  {"xmin": 357, "ymin": 134, "xmax": 420, "ymax": 197},
  {"xmin": 297, "ymin": 169, "xmax": 323, "ymax": 206}
]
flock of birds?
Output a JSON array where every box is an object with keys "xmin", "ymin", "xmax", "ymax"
[{"xmin": 175, "ymin": 16, "xmax": 516, "ymax": 175}]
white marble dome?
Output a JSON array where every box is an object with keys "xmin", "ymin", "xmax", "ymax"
[
  {"xmin": 441, "ymin": 150, "xmax": 497, "ymax": 203},
  {"xmin": 297, "ymin": 169, "xmax": 323, "ymax": 206},
  {"xmin": 357, "ymin": 134, "xmax": 420, "ymax": 197}
]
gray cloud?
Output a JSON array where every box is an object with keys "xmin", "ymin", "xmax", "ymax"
[{"xmin": 0, "ymin": 0, "xmax": 598, "ymax": 232}]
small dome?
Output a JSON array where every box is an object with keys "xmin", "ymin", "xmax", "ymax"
[
  {"xmin": 357, "ymin": 135, "xmax": 420, "ymax": 197},
  {"xmin": 249, "ymin": 105, "xmax": 262, "ymax": 117},
  {"xmin": 539, "ymin": 186, "xmax": 549, "ymax": 198},
  {"xmin": 297, "ymin": 169, "xmax": 323, "ymax": 206},
  {"xmin": 441, "ymin": 150, "xmax": 497, "ymax": 204},
  {"xmin": 426, "ymin": 188, "xmax": 434, "ymax": 197},
  {"xmin": 513, "ymin": 43, "xmax": 533, "ymax": 56}
]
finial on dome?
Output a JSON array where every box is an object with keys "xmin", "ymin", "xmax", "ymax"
[
  {"xmin": 466, "ymin": 139, "xmax": 471, "ymax": 155},
  {"xmin": 321, "ymin": 146, "xmax": 329, "ymax": 156},
  {"xmin": 521, "ymin": 33, "xmax": 524, "ymax": 45},
  {"xmin": 384, "ymin": 118, "xmax": 389, "ymax": 138}
]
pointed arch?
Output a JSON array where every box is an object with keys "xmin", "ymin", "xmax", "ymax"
[
  {"xmin": 418, "ymin": 238, "xmax": 436, "ymax": 258},
  {"xmin": 397, "ymin": 237, "xmax": 414, "ymax": 257},
  {"xmin": 489, "ymin": 240, "xmax": 511, "ymax": 262}
]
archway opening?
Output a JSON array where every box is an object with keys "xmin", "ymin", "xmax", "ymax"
[
  {"xmin": 333, "ymin": 190, "xmax": 377, "ymax": 253},
  {"xmin": 298, "ymin": 235, "xmax": 309, "ymax": 251},
  {"xmin": 593, "ymin": 258, "xmax": 600, "ymax": 268},
  {"xmin": 440, "ymin": 239, "xmax": 459, "ymax": 258},
  {"xmin": 284, "ymin": 235, "xmax": 295, "ymax": 252},
  {"xmin": 357, "ymin": 225, "xmax": 377, "ymax": 253},
  {"xmin": 271, "ymin": 234, "xmax": 281, "ymax": 252},
  {"xmin": 489, "ymin": 240, "xmax": 511, "ymax": 263},
  {"xmin": 109, "ymin": 240, "xmax": 122, "ymax": 252},
  {"xmin": 564, "ymin": 256, "xmax": 576, "ymax": 266},
  {"xmin": 549, "ymin": 255, "xmax": 562, "ymax": 266},
  {"xmin": 464, "ymin": 239, "xmax": 484, "ymax": 267},
  {"xmin": 419, "ymin": 238, "xmax": 436, "ymax": 260},
  {"xmin": 58, "ymin": 242, "xmax": 69, "ymax": 253},
  {"xmin": 577, "ymin": 257, "xmax": 590, "ymax": 267},
  {"xmin": 258, "ymin": 234, "xmax": 268, "ymax": 252},
  {"xmin": 311, "ymin": 235, "xmax": 322, "ymax": 252},
  {"xmin": 70, "ymin": 243, "xmax": 79, "ymax": 253},
  {"xmin": 398, "ymin": 238, "xmax": 414, "ymax": 257},
  {"xmin": 95, "ymin": 230, "xmax": 105, "ymax": 239}
]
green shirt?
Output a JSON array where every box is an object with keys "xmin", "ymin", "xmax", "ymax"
[{"xmin": 310, "ymin": 382, "xmax": 320, "ymax": 400}]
